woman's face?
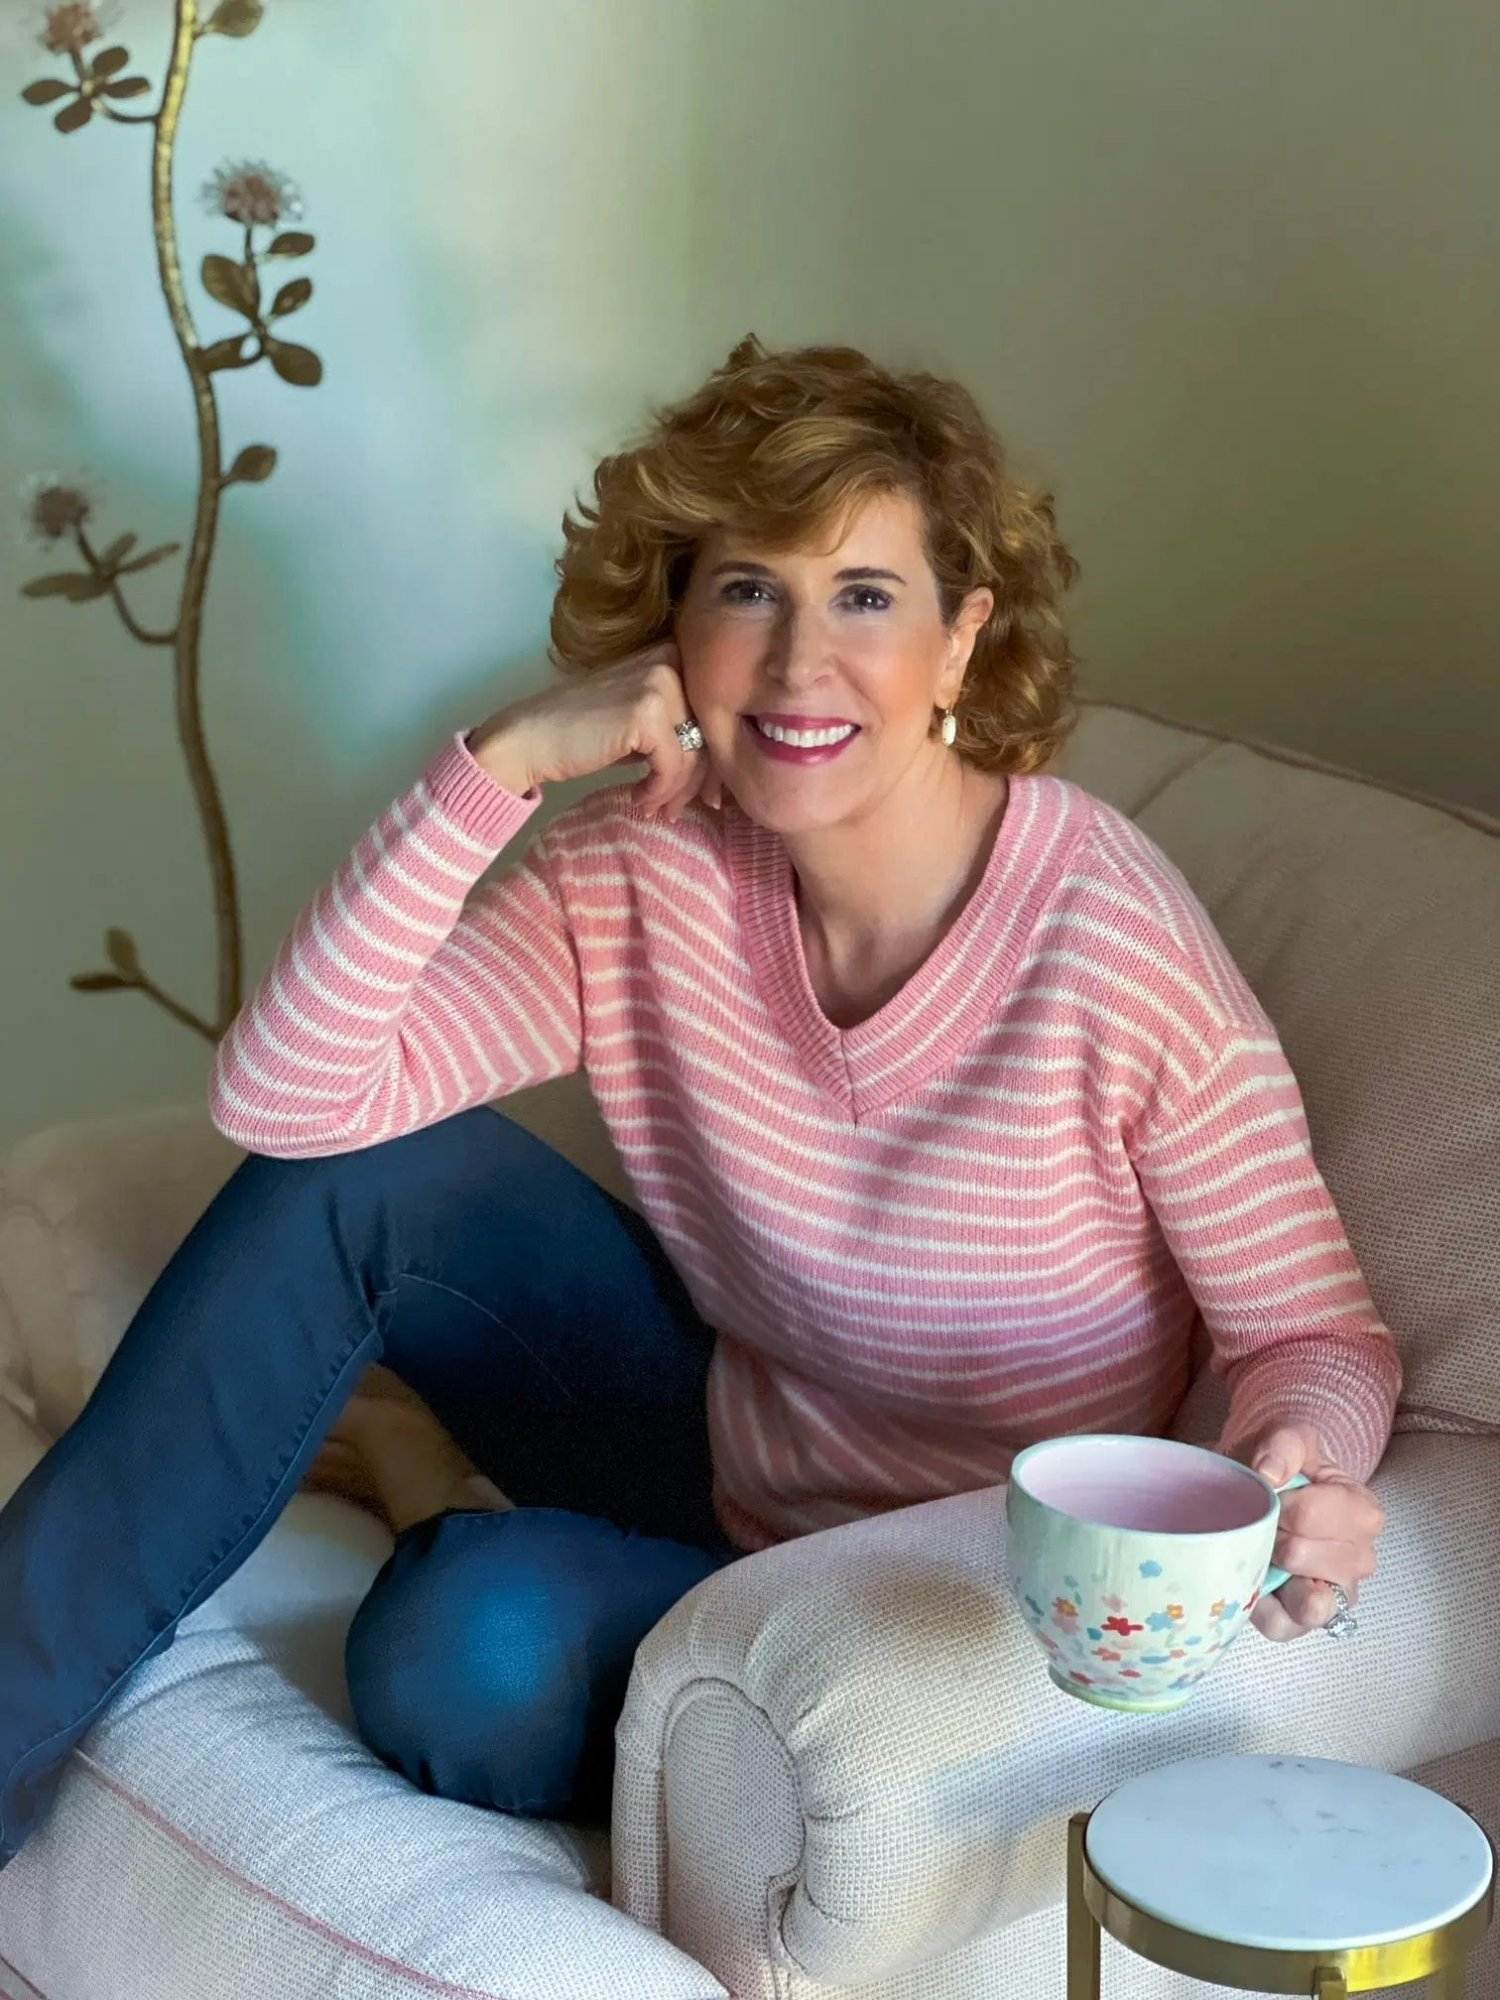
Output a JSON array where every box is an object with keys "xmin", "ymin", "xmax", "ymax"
[{"xmin": 673, "ymin": 487, "xmax": 994, "ymax": 835}]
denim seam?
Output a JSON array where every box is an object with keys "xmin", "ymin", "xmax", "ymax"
[
  {"xmin": 396, "ymin": 1268, "xmax": 581, "ymax": 1407},
  {"xmin": 0, "ymin": 1296, "xmax": 390, "ymax": 1835}
]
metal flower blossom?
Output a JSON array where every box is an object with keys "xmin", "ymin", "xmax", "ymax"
[
  {"xmin": 37, "ymin": 2, "xmax": 118, "ymax": 57},
  {"xmin": 24, "ymin": 474, "xmax": 94, "ymax": 544},
  {"xmin": 201, "ymin": 158, "xmax": 304, "ymax": 228}
]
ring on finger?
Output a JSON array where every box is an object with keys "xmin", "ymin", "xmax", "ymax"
[
  {"xmin": 1322, "ymin": 1580, "xmax": 1359, "ymax": 1640},
  {"xmin": 674, "ymin": 719, "xmax": 704, "ymax": 753}
]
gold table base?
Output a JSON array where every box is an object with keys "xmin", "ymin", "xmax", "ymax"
[{"xmin": 1068, "ymin": 1812, "xmax": 1495, "ymax": 1998}]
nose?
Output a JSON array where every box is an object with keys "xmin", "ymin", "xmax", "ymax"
[{"xmin": 763, "ymin": 602, "xmax": 831, "ymax": 691}]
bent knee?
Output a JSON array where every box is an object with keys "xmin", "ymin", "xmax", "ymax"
[
  {"xmin": 342, "ymin": 1507, "xmax": 718, "ymax": 1816},
  {"xmin": 344, "ymin": 1510, "xmax": 600, "ymax": 1814}
]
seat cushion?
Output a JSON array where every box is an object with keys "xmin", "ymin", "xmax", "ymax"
[
  {"xmin": 0, "ymin": 1493, "xmax": 723, "ymax": 2000},
  {"xmin": 0, "ymin": 1104, "xmax": 243, "ymax": 1442},
  {"xmin": 1058, "ymin": 700, "xmax": 1500, "ymax": 1437}
]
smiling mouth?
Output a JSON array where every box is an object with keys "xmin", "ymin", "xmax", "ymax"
[{"xmin": 746, "ymin": 715, "xmax": 860, "ymax": 748}]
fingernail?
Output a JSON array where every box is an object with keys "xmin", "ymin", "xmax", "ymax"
[{"xmin": 1257, "ymin": 1459, "xmax": 1287, "ymax": 1485}]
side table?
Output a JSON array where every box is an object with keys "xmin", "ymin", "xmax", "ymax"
[{"xmin": 1068, "ymin": 1754, "xmax": 1494, "ymax": 1996}]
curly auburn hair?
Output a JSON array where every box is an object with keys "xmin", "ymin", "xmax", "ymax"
[{"xmin": 548, "ymin": 333, "xmax": 1081, "ymax": 775}]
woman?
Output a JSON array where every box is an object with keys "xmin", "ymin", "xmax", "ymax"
[{"xmin": 0, "ymin": 334, "xmax": 1396, "ymax": 1865}]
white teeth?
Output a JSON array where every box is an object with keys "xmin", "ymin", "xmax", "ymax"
[{"xmin": 754, "ymin": 719, "xmax": 857, "ymax": 748}]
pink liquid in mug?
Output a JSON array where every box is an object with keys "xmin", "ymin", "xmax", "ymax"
[{"xmin": 1019, "ymin": 1437, "xmax": 1270, "ymax": 1534}]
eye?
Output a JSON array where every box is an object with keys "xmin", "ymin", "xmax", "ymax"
[{"xmin": 718, "ymin": 580, "xmax": 891, "ymax": 611}]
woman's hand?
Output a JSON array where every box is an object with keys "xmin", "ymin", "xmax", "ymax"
[
  {"xmin": 1242, "ymin": 1424, "xmax": 1385, "ymax": 1642},
  {"xmin": 464, "ymin": 638, "xmax": 722, "ymax": 820}
]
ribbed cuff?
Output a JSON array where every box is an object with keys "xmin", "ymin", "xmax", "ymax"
[
  {"xmin": 1218, "ymin": 1385, "xmax": 1397, "ymax": 1486},
  {"xmin": 423, "ymin": 729, "xmax": 542, "ymax": 849}
]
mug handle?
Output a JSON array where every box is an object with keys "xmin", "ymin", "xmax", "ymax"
[{"xmin": 1262, "ymin": 1471, "xmax": 1311, "ymax": 1594}]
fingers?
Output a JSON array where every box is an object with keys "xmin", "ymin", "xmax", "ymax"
[
  {"xmin": 1273, "ymin": 1528, "xmax": 1376, "ymax": 1591},
  {"xmin": 624, "ymin": 672, "xmax": 708, "ymax": 820},
  {"xmin": 635, "ymin": 735, "xmax": 717, "ymax": 821},
  {"xmin": 1250, "ymin": 1423, "xmax": 1318, "ymax": 1486},
  {"xmin": 660, "ymin": 750, "xmax": 716, "ymax": 822},
  {"xmin": 1277, "ymin": 1575, "xmax": 1355, "ymax": 1630},
  {"xmin": 1253, "ymin": 1568, "xmax": 1360, "ymax": 1643},
  {"xmin": 1251, "ymin": 1593, "xmax": 1306, "ymax": 1644},
  {"xmin": 630, "ymin": 700, "xmax": 721, "ymax": 822},
  {"xmin": 1276, "ymin": 1478, "xmax": 1385, "ymax": 1543},
  {"xmin": 1268, "ymin": 1479, "xmax": 1381, "ymax": 1642},
  {"xmin": 1271, "ymin": 1478, "xmax": 1382, "ymax": 1626},
  {"xmin": 1256, "ymin": 1467, "xmax": 1383, "ymax": 1643},
  {"xmin": 614, "ymin": 645, "xmax": 727, "ymax": 821}
]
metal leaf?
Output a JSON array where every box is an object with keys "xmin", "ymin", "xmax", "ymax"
[
  {"xmin": 205, "ymin": 0, "xmax": 265, "ymax": 37},
  {"xmin": 102, "ymin": 77, "xmax": 152, "ymax": 99},
  {"xmin": 201, "ymin": 253, "xmax": 258, "ymax": 318},
  {"xmin": 22, "ymin": 79, "xmax": 74, "ymax": 104},
  {"xmin": 99, "ymin": 532, "xmax": 139, "ymax": 569},
  {"xmin": 270, "ymin": 276, "xmax": 312, "ymax": 318},
  {"xmin": 265, "ymin": 338, "xmax": 323, "ymax": 388},
  {"xmin": 70, "ymin": 972, "xmax": 132, "ymax": 992},
  {"xmin": 90, "ymin": 46, "xmax": 130, "ymax": 77},
  {"xmin": 54, "ymin": 97, "xmax": 93, "ymax": 133},
  {"xmin": 23, "ymin": 573, "xmax": 96, "ymax": 598},
  {"xmin": 268, "ymin": 230, "xmax": 315, "ymax": 257},
  {"xmin": 116, "ymin": 543, "xmax": 182, "ymax": 574},
  {"xmin": 201, "ymin": 334, "xmax": 248, "ymax": 371},
  {"xmin": 105, "ymin": 928, "xmax": 141, "ymax": 976},
  {"xmin": 228, "ymin": 444, "xmax": 277, "ymax": 483}
]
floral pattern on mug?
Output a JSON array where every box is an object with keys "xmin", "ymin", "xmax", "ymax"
[{"xmin": 1013, "ymin": 1558, "xmax": 1267, "ymax": 1705}]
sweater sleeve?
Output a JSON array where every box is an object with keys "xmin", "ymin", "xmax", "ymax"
[
  {"xmin": 1127, "ymin": 1030, "xmax": 1403, "ymax": 1484},
  {"xmin": 208, "ymin": 730, "xmax": 584, "ymax": 1158}
]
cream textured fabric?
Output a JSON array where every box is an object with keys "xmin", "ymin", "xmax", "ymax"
[
  {"xmin": 0, "ymin": 1102, "xmax": 242, "ymax": 1441},
  {"xmin": 615, "ymin": 1432, "xmax": 1499, "ymax": 1998},
  {"xmin": 0, "ymin": 1483, "xmax": 724, "ymax": 1999}
]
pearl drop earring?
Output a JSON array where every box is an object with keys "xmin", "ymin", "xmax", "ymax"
[{"xmin": 940, "ymin": 707, "xmax": 958, "ymax": 747}]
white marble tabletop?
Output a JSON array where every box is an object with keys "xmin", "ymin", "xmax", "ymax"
[{"xmin": 1086, "ymin": 1754, "xmax": 1493, "ymax": 1952}]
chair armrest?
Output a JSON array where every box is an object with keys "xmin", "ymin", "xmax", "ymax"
[
  {"xmin": 0, "ymin": 1103, "xmax": 242, "ymax": 1440},
  {"xmin": 612, "ymin": 1433, "xmax": 1500, "ymax": 1999}
]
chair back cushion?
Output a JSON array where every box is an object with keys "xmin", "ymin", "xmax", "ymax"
[{"xmin": 1057, "ymin": 700, "xmax": 1500, "ymax": 1436}]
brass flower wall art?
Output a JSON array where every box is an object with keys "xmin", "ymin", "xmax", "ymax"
[{"xmin": 18, "ymin": 0, "xmax": 323, "ymax": 1043}]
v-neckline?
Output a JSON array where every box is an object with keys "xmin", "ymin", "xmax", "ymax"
[{"xmin": 723, "ymin": 773, "xmax": 1088, "ymax": 1122}]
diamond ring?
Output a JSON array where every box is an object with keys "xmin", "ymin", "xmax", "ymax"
[
  {"xmin": 1323, "ymin": 1581, "xmax": 1358, "ymax": 1639},
  {"xmin": 674, "ymin": 720, "xmax": 704, "ymax": 753}
]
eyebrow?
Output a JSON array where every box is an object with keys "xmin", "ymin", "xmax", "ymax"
[{"xmin": 708, "ymin": 559, "xmax": 907, "ymax": 586}]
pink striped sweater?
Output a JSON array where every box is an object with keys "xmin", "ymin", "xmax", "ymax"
[{"xmin": 209, "ymin": 729, "xmax": 1402, "ymax": 1552}]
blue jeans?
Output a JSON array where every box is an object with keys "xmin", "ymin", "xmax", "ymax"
[{"xmin": 0, "ymin": 1108, "xmax": 740, "ymax": 1868}]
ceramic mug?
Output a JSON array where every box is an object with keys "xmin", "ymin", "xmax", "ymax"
[{"xmin": 1005, "ymin": 1434, "xmax": 1309, "ymax": 1714}]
